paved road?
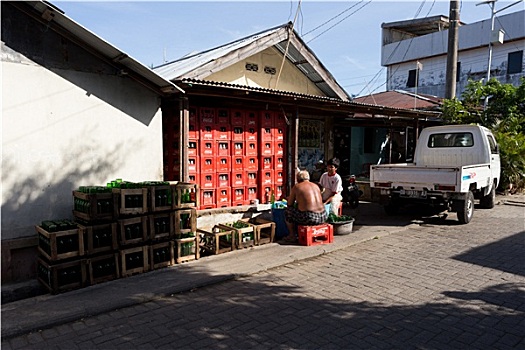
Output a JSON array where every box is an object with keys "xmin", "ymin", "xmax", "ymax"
[{"xmin": 2, "ymin": 199, "xmax": 524, "ymax": 349}]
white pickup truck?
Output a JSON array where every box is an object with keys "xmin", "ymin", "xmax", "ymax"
[{"xmin": 370, "ymin": 125, "xmax": 500, "ymax": 224}]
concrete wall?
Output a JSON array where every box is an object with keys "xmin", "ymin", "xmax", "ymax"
[
  {"xmin": 207, "ymin": 47, "xmax": 325, "ymax": 96},
  {"xmin": 1, "ymin": 3, "xmax": 164, "ymax": 281},
  {"xmin": 382, "ymin": 10, "xmax": 525, "ymax": 97}
]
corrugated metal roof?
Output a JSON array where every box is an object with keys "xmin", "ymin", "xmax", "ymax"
[
  {"xmin": 354, "ymin": 90, "xmax": 442, "ymax": 110},
  {"xmin": 154, "ymin": 22, "xmax": 350, "ymax": 101},
  {"xmin": 23, "ymin": 1, "xmax": 182, "ymax": 95},
  {"xmin": 381, "ymin": 15, "xmax": 455, "ymax": 36}
]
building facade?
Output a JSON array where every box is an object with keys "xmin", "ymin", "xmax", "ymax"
[{"xmin": 382, "ymin": 10, "xmax": 525, "ymax": 98}]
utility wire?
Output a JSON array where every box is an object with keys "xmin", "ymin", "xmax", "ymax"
[
  {"xmin": 306, "ymin": 0, "xmax": 372, "ymax": 44},
  {"xmin": 303, "ymin": 1, "xmax": 364, "ymax": 37}
]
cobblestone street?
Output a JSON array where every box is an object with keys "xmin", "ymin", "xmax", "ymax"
[{"xmin": 2, "ymin": 199, "xmax": 524, "ymax": 349}]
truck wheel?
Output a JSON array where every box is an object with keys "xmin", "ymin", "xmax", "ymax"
[
  {"xmin": 457, "ymin": 191, "xmax": 474, "ymax": 224},
  {"xmin": 479, "ymin": 185, "xmax": 495, "ymax": 209}
]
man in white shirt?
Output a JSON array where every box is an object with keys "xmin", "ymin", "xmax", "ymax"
[{"xmin": 319, "ymin": 158, "xmax": 343, "ymax": 215}]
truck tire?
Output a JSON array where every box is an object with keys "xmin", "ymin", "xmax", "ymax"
[
  {"xmin": 457, "ymin": 191, "xmax": 474, "ymax": 224},
  {"xmin": 479, "ymin": 184, "xmax": 495, "ymax": 209}
]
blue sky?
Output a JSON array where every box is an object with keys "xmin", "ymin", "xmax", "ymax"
[{"xmin": 54, "ymin": 0, "xmax": 522, "ymax": 97}]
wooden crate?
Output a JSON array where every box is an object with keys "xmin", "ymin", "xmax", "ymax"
[
  {"xmin": 149, "ymin": 212, "xmax": 174, "ymax": 241},
  {"xmin": 120, "ymin": 246, "xmax": 149, "ymax": 277},
  {"xmin": 172, "ymin": 182, "xmax": 199, "ymax": 209},
  {"xmin": 217, "ymin": 222, "xmax": 255, "ymax": 249},
  {"xmin": 146, "ymin": 185, "xmax": 172, "ymax": 212},
  {"xmin": 72, "ymin": 190, "xmax": 116, "ymax": 223},
  {"xmin": 87, "ymin": 253, "xmax": 119, "ymax": 285},
  {"xmin": 36, "ymin": 225, "xmax": 84, "ymax": 261},
  {"xmin": 242, "ymin": 217, "xmax": 276, "ymax": 246},
  {"xmin": 149, "ymin": 241, "xmax": 174, "ymax": 270},
  {"xmin": 37, "ymin": 257, "xmax": 87, "ymax": 294},
  {"xmin": 174, "ymin": 208, "xmax": 197, "ymax": 239},
  {"xmin": 117, "ymin": 216, "xmax": 149, "ymax": 247},
  {"xmin": 198, "ymin": 226, "xmax": 235, "ymax": 255},
  {"xmin": 79, "ymin": 222, "xmax": 118, "ymax": 256},
  {"xmin": 174, "ymin": 236, "xmax": 199, "ymax": 263},
  {"xmin": 113, "ymin": 188, "xmax": 148, "ymax": 216}
]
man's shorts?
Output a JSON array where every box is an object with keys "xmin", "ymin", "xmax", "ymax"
[{"xmin": 285, "ymin": 206, "xmax": 328, "ymax": 226}]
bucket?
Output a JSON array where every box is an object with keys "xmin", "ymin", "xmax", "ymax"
[{"xmin": 332, "ymin": 218, "xmax": 354, "ymax": 235}]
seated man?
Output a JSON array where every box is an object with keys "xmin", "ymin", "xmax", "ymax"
[{"xmin": 283, "ymin": 170, "xmax": 327, "ymax": 242}]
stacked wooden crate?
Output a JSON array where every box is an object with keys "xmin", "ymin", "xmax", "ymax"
[{"xmin": 36, "ymin": 182, "xmax": 199, "ymax": 294}]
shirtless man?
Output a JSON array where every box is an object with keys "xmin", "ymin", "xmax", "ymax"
[{"xmin": 283, "ymin": 170, "xmax": 328, "ymax": 242}]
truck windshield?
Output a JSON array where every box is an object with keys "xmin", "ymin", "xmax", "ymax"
[{"xmin": 427, "ymin": 132, "xmax": 474, "ymax": 148}]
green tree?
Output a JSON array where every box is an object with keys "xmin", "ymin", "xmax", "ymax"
[{"xmin": 442, "ymin": 78, "xmax": 525, "ymax": 192}]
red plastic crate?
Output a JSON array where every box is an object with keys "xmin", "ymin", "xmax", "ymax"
[
  {"xmin": 189, "ymin": 106, "xmax": 198, "ymax": 123},
  {"xmin": 217, "ymin": 173, "xmax": 230, "ymax": 188},
  {"xmin": 200, "ymin": 125, "xmax": 214, "ymax": 140},
  {"xmin": 232, "ymin": 187, "xmax": 245, "ymax": 202},
  {"xmin": 232, "ymin": 141, "xmax": 244, "ymax": 156},
  {"xmin": 259, "ymin": 170, "xmax": 274, "ymax": 187},
  {"xmin": 188, "ymin": 156, "xmax": 199, "ymax": 173},
  {"xmin": 217, "ymin": 188, "xmax": 231, "ymax": 207},
  {"xmin": 231, "ymin": 200, "xmax": 248, "ymax": 207},
  {"xmin": 200, "ymin": 173, "xmax": 216, "ymax": 189},
  {"xmin": 244, "ymin": 127, "xmax": 258, "ymax": 142},
  {"xmin": 260, "ymin": 156, "xmax": 273, "ymax": 170},
  {"xmin": 200, "ymin": 204, "xmax": 216, "ymax": 210},
  {"xmin": 274, "ymin": 156, "xmax": 284, "ymax": 170},
  {"xmin": 260, "ymin": 127, "xmax": 273, "ymax": 141},
  {"xmin": 246, "ymin": 171, "xmax": 258, "ymax": 186},
  {"xmin": 232, "ymin": 126, "xmax": 244, "ymax": 141},
  {"xmin": 230, "ymin": 109, "xmax": 245, "ymax": 126},
  {"xmin": 260, "ymin": 111, "xmax": 274, "ymax": 127},
  {"xmin": 216, "ymin": 108, "xmax": 230, "ymax": 125},
  {"xmin": 200, "ymin": 189, "xmax": 216, "ymax": 206},
  {"xmin": 259, "ymin": 185, "xmax": 272, "ymax": 204},
  {"xmin": 275, "ymin": 141, "xmax": 285, "ymax": 156},
  {"xmin": 216, "ymin": 125, "xmax": 231, "ymax": 141},
  {"xmin": 245, "ymin": 111, "xmax": 258, "ymax": 128},
  {"xmin": 188, "ymin": 174, "xmax": 198, "ymax": 184},
  {"xmin": 232, "ymin": 156, "xmax": 244, "ymax": 171},
  {"xmin": 189, "ymin": 122, "xmax": 199, "ymax": 139},
  {"xmin": 200, "ymin": 140, "xmax": 215, "ymax": 157},
  {"xmin": 274, "ymin": 112, "xmax": 288, "ymax": 127},
  {"xmin": 298, "ymin": 224, "xmax": 334, "ymax": 246},
  {"xmin": 275, "ymin": 170, "xmax": 285, "ymax": 185},
  {"xmin": 200, "ymin": 156, "xmax": 215, "ymax": 173},
  {"xmin": 244, "ymin": 156, "xmax": 258, "ymax": 171},
  {"xmin": 198, "ymin": 107, "xmax": 216, "ymax": 125},
  {"xmin": 231, "ymin": 171, "xmax": 245, "ymax": 187},
  {"xmin": 260, "ymin": 141, "xmax": 274, "ymax": 156},
  {"xmin": 216, "ymin": 156, "xmax": 231, "ymax": 173},
  {"xmin": 275, "ymin": 185, "xmax": 284, "ymax": 200},
  {"xmin": 217, "ymin": 141, "xmax": 230, "ymax": 156},
  {"xmin": 187, "ymin": 140, "xmax": 198, "ymax": 156},
  {"xmin": 245, "ymin": 186, "xmax": 258, "ymax": 202},
  {"xmin": 273, "ymin": 126, "xmax": 285, "ymax": 141},
  {"xmin": 245, "ymin": 141, "xmax": 258, "ymax": 156}
]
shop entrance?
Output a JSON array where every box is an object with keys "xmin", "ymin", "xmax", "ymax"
[{"xmin": 333, "ymin": 127, "xmax": 352, "ymax": 177}]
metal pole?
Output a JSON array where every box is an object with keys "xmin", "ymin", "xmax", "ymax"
[{"xmin": 445, "ymin": 0, "xmax": 460, "ymax": 99}]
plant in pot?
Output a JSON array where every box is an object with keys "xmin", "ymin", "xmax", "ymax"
[{"xmin": 327, "ymin": 213, "xmax": 355, "ymax": 235}]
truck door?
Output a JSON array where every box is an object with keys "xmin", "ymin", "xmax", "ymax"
[{"xmin": 485, "ymin": 132, "xmax": 501, "ymax": 184}]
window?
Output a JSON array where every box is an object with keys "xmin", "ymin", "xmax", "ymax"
[
  {"xmin": 245, "ymin": 63, "xmax": 259, "ymax": 72},
  {"xmin": 508, "ymin": 51, "xmax": 523, "ymax": 74},
  {"xmin": 427, "ymin": 132, "xmax": 474, "ymax": 148},
  {"xmin": 406, "ymin": 69, "xmax": 417, "ymax": 88},
  {"xmin": 486, "ymin": 134, "xmax": 499, "ymax": 154},
  {"xmin": 456, "ymin": 61, "xmax": 461, "ymax": 82}
]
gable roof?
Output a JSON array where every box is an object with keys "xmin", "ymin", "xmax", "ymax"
[{"xmin": 154, "ymin": 22, "xmax": 350, "ymax": 101}]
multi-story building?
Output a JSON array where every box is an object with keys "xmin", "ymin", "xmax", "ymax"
[{"xmin": 381, "ymin": 10, "xmax": 524, "ymax": 98}]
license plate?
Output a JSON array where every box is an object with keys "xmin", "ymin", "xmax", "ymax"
[{"xmin": 400, "ymin": 189, "xmax": 426, "ymax": 198}]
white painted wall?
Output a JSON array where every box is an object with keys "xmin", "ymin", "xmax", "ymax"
[{"xmin": 2, "ymin": 59, "xmax": 164, "ymax": 240}]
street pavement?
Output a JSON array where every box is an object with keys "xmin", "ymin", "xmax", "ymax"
[{"xmin": 1, "ymin": 194, "xmax": 524, "ymax": 349}]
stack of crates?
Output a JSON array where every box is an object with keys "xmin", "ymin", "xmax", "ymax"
[
  {"xmin": 183, "ymin": 106, "xmax": 287, "ymax": 209},
  {"xmin": 36, "ymin": 181, "xmax": 200, "ymax": 294}
]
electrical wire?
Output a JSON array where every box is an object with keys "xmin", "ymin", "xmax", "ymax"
[{"xmin": 303, "ymin": 1, "xmax": 364, "ymax": 37}]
